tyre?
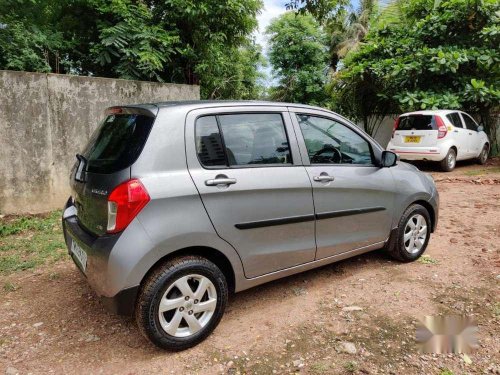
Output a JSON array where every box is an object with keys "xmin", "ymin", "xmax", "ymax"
[
  {"xmin": 386, "ymin": 204, "xmax": 431, "ymax": 262},
  {"xmin": 477, "ymin": 144, "xmax": 489, "ymax": 165},
  {"xmin": 439, "ymin": 148, "xmax": 456, "ymax": 172},
  {"xmin": 135, "ymin": 255, "xmax": 228, "ymax": 350}
]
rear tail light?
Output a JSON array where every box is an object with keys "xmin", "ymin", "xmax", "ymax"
[
  {"xmin": 392, "ymin": 117, "xmax": 400, "ymax": 138},
  {"xmin": 107, "ymin": 179, "xmax": 150, "ymax": 233},
  {"xmin": 435, "ymin": 116, "xmax": 447, "ymax": 139}
]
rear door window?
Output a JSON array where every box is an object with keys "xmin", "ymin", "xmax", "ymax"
[
  {"xmin": 397, "ymin": 115, "xmax": 436, "ymax": 131},
  {"xmin": 446, "ymin": 112, "xmax": 463, "ymax": 128},
  {"xmin": 219, "ymin": 114, "xmax": 291, "ymax": 166},
  {"xmin": 83, "ymin": 112, "xmax": 154, "ymax": 174},
  {"xmin": 195, "ymin": 116, "xmax": 227, "ymax": 167},
  {"xmin": 195, "ymin": 113, "xmax": 292, "ymax": 167}
]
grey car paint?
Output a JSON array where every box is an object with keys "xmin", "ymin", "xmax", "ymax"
[
  {"xmin": 62, "ymin": 101, "xmax": 439, "ymax": 311},
  {"xmin": 288, "ymin": 107, "xmax": 395, "ymax": 259},
  {"xmin": 185, "ymin": 106, "xmax": 316, "ymax": 278}
]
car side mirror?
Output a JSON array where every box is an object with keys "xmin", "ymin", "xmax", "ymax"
[
  {"xmin": 478, "ymin": 125, "xmax": 484, "ymax": 132},
  {"xmin": 381, "ymin": 151, "xmax": 398, "ymax": 168}
]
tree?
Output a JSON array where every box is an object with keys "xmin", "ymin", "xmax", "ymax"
[
  {"xmin": 194, "ymin": 40, "xmax": 266, "ymax": 99},
  {"xmin": 285, "ymin": 0, "xmax": 377, "ymax": 71},
  {"xmin": 266, "ymin": 12, "xmax": 329, "ymax": 105},
  {"xmin": 0, "ymin": 0, "xmax": 77, "ymax": 73},
  {"xmin": 331, "ymin": 0, "xmax": 500, "ymax": 148},
  {"xmin": 0, "ymin": 0, "xmax": 264, "ymax": 99}
]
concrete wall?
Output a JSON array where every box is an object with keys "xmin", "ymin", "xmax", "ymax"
[{"xmin": 0, "ymin": 70, "xmax": 199, "ymax": 214}]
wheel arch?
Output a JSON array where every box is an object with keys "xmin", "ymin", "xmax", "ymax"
[
  {"xmin": 450, "ymin": 145, "xmax": 457, "ymax": 157},
  {"xmin": 140, "ymin": 246, "xmax": 236, "ymax": 294}
]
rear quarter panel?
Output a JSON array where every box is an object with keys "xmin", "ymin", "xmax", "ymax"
[{"xmin": 124, "ymin": 107, "xmax": 245, "ymax": 291}]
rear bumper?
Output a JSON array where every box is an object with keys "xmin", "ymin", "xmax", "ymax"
[
  {"xmin": 62, "ymin": 197, "xmax": 138, "ymax": 316},
  {"xmin": 100, "ymin": 286, "xmax": 139, "ymax": 315},
  {"xmin": 387, "ymin": 143, "xmax": 446, "ymax": 161}
]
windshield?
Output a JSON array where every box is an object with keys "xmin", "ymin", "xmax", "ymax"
[{"xmin": 82, "ymin": 113, "xmax": 154, "ymax": 174}]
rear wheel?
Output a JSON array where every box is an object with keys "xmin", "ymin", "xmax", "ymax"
[
  {"xmin": 477, "ymin": 144, "xmax": 489, "ymax": 165},
  {"xmin": 439, "ymin": 148, "xmax": 456, "ymax": 172},
  {"xmin": 386, "ymin": 204, "xmax": 431, "ymax": 262},
  {"xmin": 136, "ymin": 256, "xmax": 228, "ymax": 350}
]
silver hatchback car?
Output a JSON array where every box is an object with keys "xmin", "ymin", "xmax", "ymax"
[{"xmin": 62, "ymin": 101, "xmax": 438, "ymax": 350}]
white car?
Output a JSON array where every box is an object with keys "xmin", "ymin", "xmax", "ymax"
[{"xmin": 387, "ymin": 110, "xmax": 490, "ymax": 171}]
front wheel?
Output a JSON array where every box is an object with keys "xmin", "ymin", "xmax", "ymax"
[
  {"xmin": 386, "ymin": 204, "xmax": 431, "ymax": 262},
  {"xmin": 477, "ymin": 144, "xmax": 489, "ymax": 165},
  {"xmin": 439, "ymin": 148, "xmax": 456, "ymax": 172},
  {"xmin": 135, "ymin": 256, "xmax": 228, "ymax": 350}
]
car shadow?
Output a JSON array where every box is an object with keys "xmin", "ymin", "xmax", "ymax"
[
  {"xmin": 405, "ymin": 159, "xmax": 479, "ymax": 172},
  {"xmin": 226, "ymin": 249, "xmax": 393, "ymax": 308}
]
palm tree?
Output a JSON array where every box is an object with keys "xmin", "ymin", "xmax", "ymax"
[{"xmin": 327, "ymin": 0, "xmax": 405, "ymax": 70}]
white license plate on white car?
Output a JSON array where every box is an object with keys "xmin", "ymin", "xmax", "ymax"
[{"xmin": 71, "ymin": 239, "xmax": 87, "ymax": 272}]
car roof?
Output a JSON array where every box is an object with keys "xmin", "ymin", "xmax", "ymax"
[
  {"xmin": 401, "ymin": 109, "xmax": 458, "ymax": 116},
  {"xmin": 122, "ymin": 100, "xmax": 334, "ymax": 113}
]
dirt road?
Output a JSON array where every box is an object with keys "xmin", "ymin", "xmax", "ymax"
[{"xmin": 1, "ymin": 160, "xmax": 499, "ymax": 375}]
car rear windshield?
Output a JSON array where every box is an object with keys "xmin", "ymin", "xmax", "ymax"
[
  {"xmin": 82, "ymin": 113, "xmax": 154, "ymax": 174},
  {"xmin": 397, "ymin": 115, "xmax": 436, "ymax": 131}
]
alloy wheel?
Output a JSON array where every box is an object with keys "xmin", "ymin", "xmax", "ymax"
[
  {"xmin": 447, "ymin": 152, "xmax": 456, "ymax": 170},
  {"xmin": 403, "ymin": 214, "xmax": 428, "ymax": 254},
  {"xmin": 158, "ymin": 274, "xmax": 217, "ymax": 337},
  {"xmin": 480, "ymin": 146, "xmax": 488, "ymax": 164}
]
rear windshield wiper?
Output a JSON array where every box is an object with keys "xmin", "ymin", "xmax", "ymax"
[{"xmin": 75, "ymin": 154, "xmax": 87, "ymax": 182}]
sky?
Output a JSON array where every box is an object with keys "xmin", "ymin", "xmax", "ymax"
[
  {"xmin": 254, "ymin": 0, "xmax": 288, "ymax": 54},
  {"xmin": 254, "ymin": 0, "xmax": 289, "ymax": 81}
]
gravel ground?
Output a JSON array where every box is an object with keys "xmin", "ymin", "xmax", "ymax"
[{"xmin": 1, "ymin": 159, "xmax": 499, "ymax": 375}]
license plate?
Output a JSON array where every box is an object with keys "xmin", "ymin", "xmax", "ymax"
[
  {"xmin": 71, "ymin": 240, "xmax": 87, "ymax": 272},
  {"xmin": 404, "ymin": 136, "xmax": 421, "ymax": 143}
]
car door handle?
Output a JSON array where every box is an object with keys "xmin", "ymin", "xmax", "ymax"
[
  {"xmin": 313, "ymin": 174, "xmax": 334, "ymax": 182},
  {"xmin": 205, "ymin": 177, "xmax": 237, "ymax": 186}
]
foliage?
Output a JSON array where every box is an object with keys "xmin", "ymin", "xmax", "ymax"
[
  {"xmin": 0, "ymin": 0, "xmax": 72, "ymax": 73},
  {"xmin": 330, "ymin": 0, "xmax": 500, "ymax": 144},
  {"xmin": 0, "ymin": 0, "xmax": 264, "ymax": 99},
  {"xmin": 90, "ymin": 0, "xmax": 178, "ymax": 81},
  {"xmin": 285, "ymin": 0, "xmax": 346, "ymax": 22},
  {"xmin": 285, "ymin": 0, "xmax": 377, "ymax": 71},
  {"xmin": 266, "ymin": 12, "xmax": 329, "ymax": 105},
  {"xmin": 0, "ymin": 211, "xmax": 65, "ymax": 275},
  {"xmin": 195, "ymin": 41, "xmax": 266, "ymax": 99}
]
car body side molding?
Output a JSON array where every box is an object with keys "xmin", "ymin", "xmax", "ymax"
[
  {"xmin": 315, "ymin": 206, "xmax": 386, "ymax": 220},
  {"xmin": 235, "ymin": 207, "xmax": 386, "ymax": 230},
  {"xmin": 235, "ymin": 214, "xmax": 315, "ymax": 229}
]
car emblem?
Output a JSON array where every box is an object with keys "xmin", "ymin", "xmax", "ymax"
[{"xmin": 91, "ymin": 188, "xmax": 108, "ymax": 196}]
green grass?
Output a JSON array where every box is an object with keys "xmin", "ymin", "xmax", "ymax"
[
  {"xmin": 310, "ymin": 362, "xmax": 331, "ymax": 374},
  {"xmin": 417, "ymin": 254, "xmax": 439, "ymax": 264},
  {"xmin": 463, "ymin": 166, "xmax": 500, "ymax": 176},
  {"xmin": 3, "ymin": 281, "xmax": 17, "ymax": 292},
  {"xmin": 343, "ymin": 361, "xmax": 357, "ymax": 373},
  {"xmin": 0, "ymin": 211, "xmax": 66, "ymax": 275}
]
